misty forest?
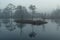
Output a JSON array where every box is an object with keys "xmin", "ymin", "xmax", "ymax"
[
  {"xmin": 0, "ymin": 1, "xmax": 60, "ymax": 40},
  {"xmin": 0, "ymin": 3, "xmax": 60, "ymax": 19}
]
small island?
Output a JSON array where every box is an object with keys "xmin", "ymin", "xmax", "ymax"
[{"xmin": 14, "ymin": 19, "xmax": 48, "ymax": 25}]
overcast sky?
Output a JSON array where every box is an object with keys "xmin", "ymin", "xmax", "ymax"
[{"xmin": 0, "ymin": 0, "xmax": 60, "ymax": 13}]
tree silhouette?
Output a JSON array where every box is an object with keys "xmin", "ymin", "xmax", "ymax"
[
  {"xmin": 14, "ymin": 5, "xmax": 23, "ymax": 20},
  {"xmin": 2, "ymin": 3, "xmax": 15, "ymax": 19},
  {"xmin": 29, "ymin": 5, "xmax": 36, "ymax": 20},
  {"xmin": 14, "ymin": 5, "xmax": 30, "ymax": 20},
  {"xmin": 7, "ymin": 3, "xmax": 15, "ymax": 19}
]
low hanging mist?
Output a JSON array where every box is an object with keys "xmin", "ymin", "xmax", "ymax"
[{"xmin": 0, "ymin": 3, "xmax": 60, "ymax": 19}]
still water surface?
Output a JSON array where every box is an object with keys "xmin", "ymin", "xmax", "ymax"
[{"xmin": 0, "ymin": 19, "xmax": 60, "ymax": 40}]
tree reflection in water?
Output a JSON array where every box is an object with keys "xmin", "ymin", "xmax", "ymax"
[
  {"xmin": 42, "ymin": 24, "xmax": 45, "ymax": 31},
  {"xmin": 16, "ymin": 23, "xmax": 25, "ymax": 40},
  {"xmin": 16, "ymin": 23, "xmax": 25, "ymax": 35},
  {"xmin": 5, "ymin": 19, "xmax": 16, "ymax": 32},
  {"xmin": 2, "ymin": 19, "xmax": 10, "ymax": 25},
  {"xmin": 57, "ymin": 25, "xmax": 60, "ymax": 31},
  {"xmin": 42, "ymin": 19, "xmax": 46, "ymax": 31},
  {"xmin": 0, "ymin": 21, "xmax": 2, "ymax": 27},
  {"xmin": 29, "ymin": 25, "xmax": 37, "ymax": 38},
  {"xmin": 0, "ymin": 20, "xmax": 2, "ymax": 32},
  {"xmin": 53, "ymin": 19, "xmax": 60, "ymax": 31},
  {"xmin": 5, "ymin": 24, "xmax": 16, "ymax": 31}
]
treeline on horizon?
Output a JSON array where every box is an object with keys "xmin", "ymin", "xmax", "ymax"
[{"xmin": 0, "ymin": 3, "xmax": 60, "ymax": 19}]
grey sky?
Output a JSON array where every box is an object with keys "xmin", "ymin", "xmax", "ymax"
[{"xmin": 0, "ymin": 0, "xmax": 60, "ymax": 13}]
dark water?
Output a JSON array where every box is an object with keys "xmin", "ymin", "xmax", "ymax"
[{"xmin": 0, "ymin": 19, "xmax": 60, "ymax": 40}]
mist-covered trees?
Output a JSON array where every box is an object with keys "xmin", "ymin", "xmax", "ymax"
[
  {"xmin": 0, "ymin": 3, "xmax": 57, "ymax": 19},
  {"xmin": 2, "ymin": 3, "xmax": 15, "ymax": 19},
  {"xmin": 51, "ymin": 8, "xmax": 60, "ymax": 19},
  {"xmin": 14, "ymin": 5, "xmax": 32, "ymax": 19},
  {"xmin": 0, "ymin": 4, "xmax": 33, "ymax": 19},
  {"xmin": 29, "ymin": 5, "xmax": 36, "ymax": 19}
]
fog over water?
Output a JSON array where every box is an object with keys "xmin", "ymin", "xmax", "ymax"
[{"xmin": 0, "ymin": 0, "xmax": 60, "ymax": 40}]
